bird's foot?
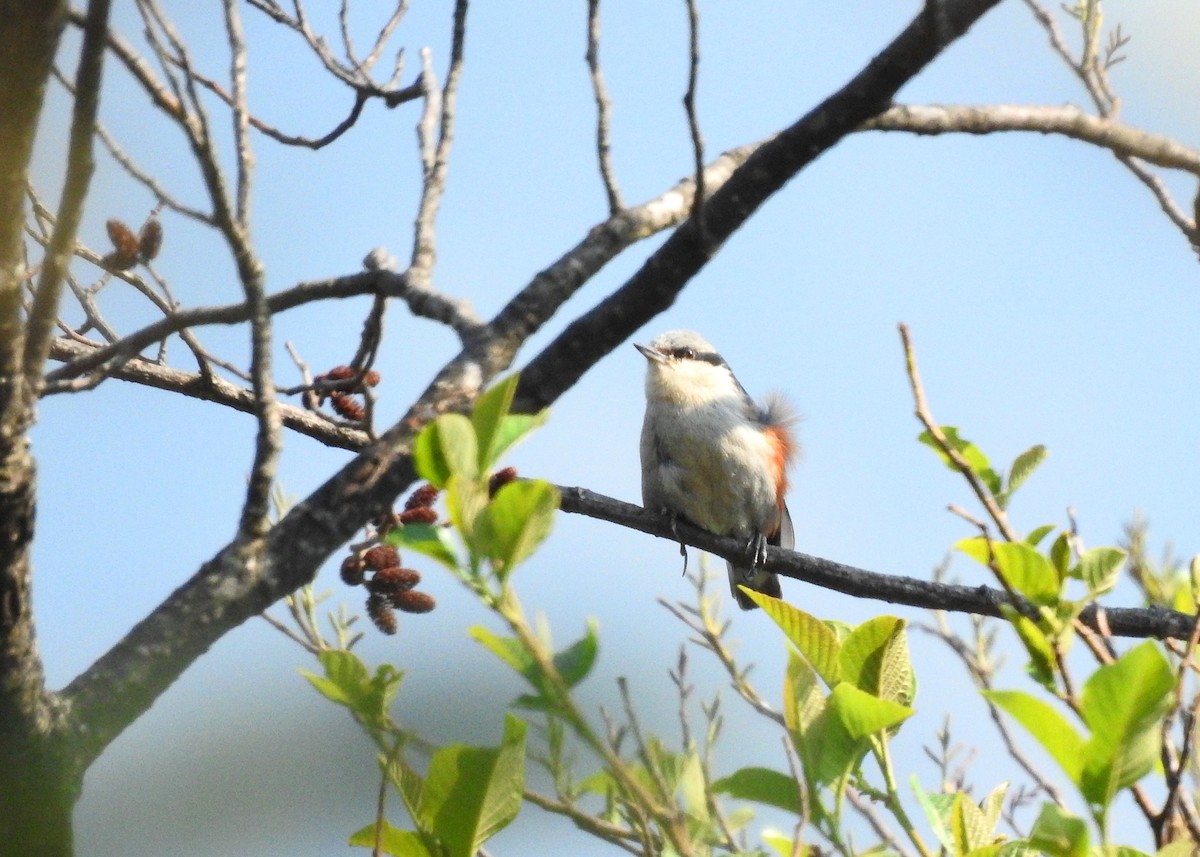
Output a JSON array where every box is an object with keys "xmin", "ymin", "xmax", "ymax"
[
  {"xmin": 743, "ymin": 532, "xmax": 769, "ymax": 576},
  {"xmin": 660, "ymin": 509, "xmax": 689, "ymax": 576}
]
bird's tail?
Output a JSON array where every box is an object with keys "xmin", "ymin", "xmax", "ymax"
[{"xmin": 727, "ymin": 562, "xmax": 782, "ymax": 610}]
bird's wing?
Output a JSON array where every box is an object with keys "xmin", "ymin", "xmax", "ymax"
[{"xmin": 772, "ymin": 503, "xmax": 795, "ymax": 551}]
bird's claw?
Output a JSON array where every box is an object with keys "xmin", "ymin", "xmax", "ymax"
[
  {"xmin": 659, "ymin": 509, "xmax": 689, "ymax": 576},
  {"xmin": 744, "ymin": 533, "xmax": 769, "ymax": 571}
]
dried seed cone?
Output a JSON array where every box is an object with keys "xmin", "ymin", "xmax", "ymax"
[
  {"xmin": 362, "ymin": 544, "xmax": 400, "ymax": 570},
  {"xmin": 106, "ymin": 218, "xmax": 139, "ymax": 258},
  {"xmin": 366, "ymin": 592, "xmax": 398, "ymax": 634},
  {"xmin": 393, "ymin": 589, "xmax": 436, "ymax": 614},
  {"xmin": 330, "ymin": 392, "xmax": 365, "ymax": 421},
  {"xmin": 398, "ymin": 507, "xmax": 438, "ymax": 526},
  {"xmin": 488, "ymin": 467, "xmax": 518, "ymax": 497},
  {"xmin": 371, "ymin": 566, "xmax": 421, "ymax": 595},
  {"xmin": 100, "ymin": 251, "xmax": 138, "ymax": 271},
  {"xmin": 405, "ymin": 484, "xmax": 439, "ymax": 510},
  {"xmin": 138, "ymin": 217, "xmax": 163, "ymax": 262},
  {"xmin": 339, "ymin": 554, "xmax": 365, "ymax": 586}
]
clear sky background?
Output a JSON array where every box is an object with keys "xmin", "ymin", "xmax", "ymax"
[{"xmin": 27, "ymin": 1, "xmax": 1200, "ymax": 855}]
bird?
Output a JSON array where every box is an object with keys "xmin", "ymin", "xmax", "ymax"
[{"xmin": 635, "ymin": 329, "xmax": 798, "ymax": 610}]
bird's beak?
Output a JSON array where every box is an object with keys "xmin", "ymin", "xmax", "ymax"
[{"xmin": 634, "ymin": 342, "xmax": 666, "ymax": 364}]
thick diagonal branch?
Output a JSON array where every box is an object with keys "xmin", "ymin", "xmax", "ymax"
[
  {"xmin": 56, "ymin": 0, "xmax": 1006, "ymax": 772},
  {"xmin": 513, "ymin": 0, "xmax": 1005, "ymax": 413}
]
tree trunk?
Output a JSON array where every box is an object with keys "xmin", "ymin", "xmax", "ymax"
[{"xmin": 0, "ymin": 3, "xmax": 75, "ymax": 856}]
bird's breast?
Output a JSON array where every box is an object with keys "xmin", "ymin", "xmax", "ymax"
[{"xmin": 644, "ymin": 401, "xmax": 781, "ymax": 538}]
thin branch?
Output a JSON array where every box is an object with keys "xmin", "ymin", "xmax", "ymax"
[
  {"xmin": 224, "ymin": 0, "xmax": 252, "ymax": 225},
  {"xmin": 558, "ymin": 484, "xmax": 1198, "ymax": 640},
  {"xmin": 409, "ymin": 0, "xmax": 467, "ymax": 285},
  {"xmin": 846, "ymin": 786, "xmax": 911, "ymax": 857},
  {"xmin": 512, "ymin": 0, "xmax": 1006, "ymax": 413},
  {"xmin": 21, "ymin": 0, "xmax": 113, "ymax": 401},
  {"xmin": 48, "ymin": 338, "xmax": 370, "ymax": 450},
  {"xmin": 585, "ymin": 0, "xmax": 623, "ymax": 214},
  {"xmin": 49, "ymin": 66, "xmax": 214, "ymax": 224},
  {"xmin": 522, "ymin": 790, "xmax": 644, "ymax": 856},
  {"xmin": 53, "ymin": 0, "xmax": 1008, "ymax": 777},
  {"xmin": 682, "ymin": 0, "xmax": 706, "ymax": 241},
  {"xmin": 898, "ymin": 322, "xmax": 1019, "ymax": 542},
  {"xmin": 916, "ymin": 618, "xmax": 1069, "ymax": 806},
  {"xmin": 862, "ymin": 103, "xmax": 1200, "ymax": 174},
  {"xmin": 44, "ymin": 262, "xmax": 479, "ymax": 388},
  {"xmin": 217, "ymin": 0, "xmax": 281, "ymax": 546}
]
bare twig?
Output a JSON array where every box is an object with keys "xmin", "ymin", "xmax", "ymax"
[
  {"xmin": 21, "ymin": 0, "xmax": 113, "ymax": 402},
  {"xmin": 682, "ymin": 0, "xmax": 706, "ymax": 242},
  {"xmin": 898, "ymin": 322, "xmax": 1019, "ymax": 542},
  {"xmin": 585, "ymin": 0, "xmax": 623, "ymax": 214},
  {"xmin": 916, "ymin": 618, "xmax": 1069, "ymax": 806},
  {"xmin": 409, "ymin": 0, "xmax": 468, "ymax": 285}
]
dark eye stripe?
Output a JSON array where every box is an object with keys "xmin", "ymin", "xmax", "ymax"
[{"xmin": 669, "ymin": 347, "xmax": 723, "ymax": 366}]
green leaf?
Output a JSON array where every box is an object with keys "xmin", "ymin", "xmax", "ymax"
[
  {"xmin": 491, "ymin": 411, "xmax": 549, "ymax": 465},
  {"xmin": 741, "ymin": 590, "xmax": 842, "ymax": 687},
  {"xmin": 762, "ymin": 830, "xmax": 807, "ymax": 857},
  {"xmin": 999, "ymin": 605, "xmax": 1057, "ymax": 691},
  {"xmin": 982, "ymin": 690, "xmax": 1085, "ymax": 786},
  {"xmin": 918, "ymin": 426, "xmax": 1002, "ymax": 495},
  {"xmin": 677, "ymin": 751, "xmax": 709, "ymax": 823},
  {"xmin": 1077, "ymin": 546, "xmax": 1126, "ymax": 596},
  {"xmin": 386, "ymin": 756, "xmax": 426, "ymax": 821},
  {"xmin": 711, "ymin": 767, "xmax": 802, "ymax": 814},
  {"xmin": 783, "ymin": 649, "xmax": 825, "ymax": 735},
  {"xmin": 471, "ymin": 375, "xmax": 519, "ymax": 471},
  {"xmin": 911, "ymin": 776, "xmax": 954, "ymax": 851},
  {"xmin": 386, "ymin": 522, "xmax": 460, "ymax": 571},
  {"xmin": 950, "ymin": 790, "xmax": 996, "ymax": 854},
  {"xmin": 798, "ymin": 685, "xmax": 911, "ymax": 792},
  {"xmin": 979, "ymin": 782, "xmax": 1007, "ymax": 839},
  {"xmin": 473, "ymin": 479, "xmax": 560, "ymax": 577},
  {"xmin": 1079, "ymin": 640, "xmax": 1174, "ymax": 806},
  {"xmin": 1026, "ymin": 524, "xmax": 1056, "ymax": 547},
  {"xmin": 413, "ymin": 414, "xmax": 479, "ymax": 488},
  {"xmin": 550, "ymin": 619, "xmax": 599, "ymax": 687},
  {"xmin": 1050, "ymin": 533, "xmax": 1072, "ymax": 580},
  {"xmin": 470, "ymin": 626, "xmax": 537, "ymax": 677},
  {"xmin": 447, "ymin": 475, "xmax": 489, "ymax": 552},
  {"xmin": 303, "ymin": 650, "xmax": 402, "ymax": 726},
  {"xmin": 416, "ymin": 714, "xmax": 527, "ymax": 857},
  {"xmin": 839, "ymin": 616, "xmax": 914, "ymax": 706},
  {"xmin": 1006, "ymin": 444, "xmax": 1048, "ymax": 496},
  {"xmin": 829, "ymin": 683, "xmax": 913, "ymax": 740},
  {"xmin": 1028, "ymin": 803, "xmax": 1089, "ymax": 857},
  {"xmin": 958, "ymin": 539, "xmax": 1059, "ymax": 604},
  {"xmin": 349, "ymin": 820, "xmax": 438, "ymax": 857}
]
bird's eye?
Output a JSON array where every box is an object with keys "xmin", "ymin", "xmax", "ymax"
[{"xmin": 672, "ymin": 347, "xmax": 696, "ymax": 360}]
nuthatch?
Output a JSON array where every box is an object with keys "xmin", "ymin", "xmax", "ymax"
[{"xmin": 635, "ymin": 329, "xmax": 798, "ymax": 610}]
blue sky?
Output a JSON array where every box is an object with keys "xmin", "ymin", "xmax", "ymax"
[{"xmin": 27, "ymin": 1, "xmax": 1200, "ymax": 854}]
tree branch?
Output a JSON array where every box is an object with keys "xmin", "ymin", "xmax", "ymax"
[
  {"xmin": 862, "ymin": 103, "xmax": 1200, "ymax": 174},
  {"xmin": 585, "ymin": 0, "xmax": 623, "ymax": 215},
  {"xmin": 513, "ymin": 0, "xmax": 1005, "ymax": 413},
  {"xmin": 557, "ymin": 485, "xmax": 1197, "ymax": 641},
  {"xmin": 21, "ymin": 0, "xmax": 112, "ymax": 404},
  {"xmin": 43, "ymin": 262, "xmax": 478, "ymax": 389},
  {"xmin": 54, "ymin": 0, "xmax": 1009, "ymax": 770},
  {"xmin": 48, "ymin": 339, "xmax": 369, "ymax": 449}
]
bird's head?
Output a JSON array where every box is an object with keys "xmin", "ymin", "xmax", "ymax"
[{"xmin": 634, "ymin": 329, "xmax": 743, "ymax": 407}]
